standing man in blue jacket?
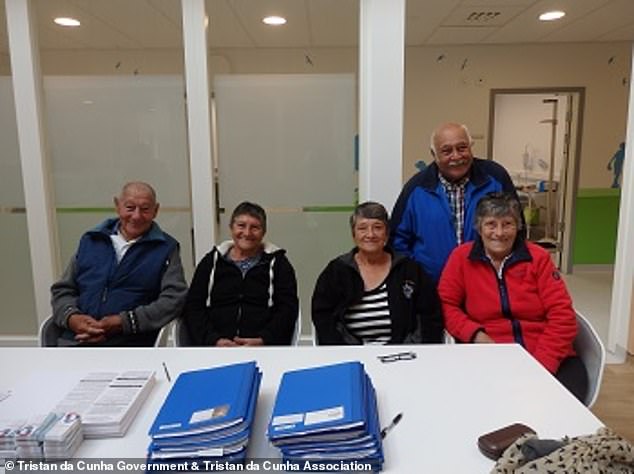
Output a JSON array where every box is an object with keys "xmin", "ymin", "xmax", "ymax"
[
  {"xmin": 390, "ymin": 122, "xmax": 520, "ymax": 282},
  {"xmin": 51, "ymin": 181, "xmax": 188, "ymax": 346}
]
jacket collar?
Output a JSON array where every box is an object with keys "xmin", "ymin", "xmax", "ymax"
[
  {"xmin": 420, "ymin": 158, "xmax": 492, "ymax": 191},
  {"xmin": 88, "ymin": 217, "xmax": 166, "ymax": 243},
  {"xmin": 468, "ymin": 234, "xmax": 532, "ymax": 266},
  {"xmin": 338, "ymin": 246, "xmax": 409, "ymax": 270},
  {"xmin": 216, "ymin": 239, "xmax": 283, "ymax": 256}
]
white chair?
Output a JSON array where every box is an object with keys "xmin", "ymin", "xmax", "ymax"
[
  {"xmin": 291, "ymin": 309, "xmax": 302, "ymax": 346},
  {"xmin": 172, "ymin": 318, "xmax": 193, "ymax": 347},
  {"xmin": 39, "ymin": 315, "xmax": 63, "ymax": 347},
  {"xmin": 574, "ymin": 311, "xmax": 606, "ymax": 407},
  {"xmin": 154, "ymin": 321, "xmax": 172, "ymax": 347}
]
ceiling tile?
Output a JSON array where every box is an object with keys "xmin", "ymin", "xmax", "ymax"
[
  {"xmin": 598, "ymin": 22, "xmax": 634, "ymax": 42},
  {"xmin": 36, "ymin": 0, "xmax": 137, "ymax": 50},
  {"xmin": 229, "ymin": 0, "xmax": 310, "ymax": 48},
  {"xmin": 457, "ymin": 0, "xmax": 536, "ymax": 5},
  {"xmin": 308, "ymin": 0, "xmax": 358, "ymax": 47},
  {"xmin": 483, "ymin": 0, "xmax": 612, "ymax": 44},
  {"xmin": 206, "ymin": 0, "xmax": 254, "ymax": 48},
  {"xmin": 67, "ymin": 0, "xmax": 182, "ymax": 49},
  {"xmin": 426, "ymin": 26, "xmax": 499, "ymax": 45},
  {"xmin": 541, "ymin": 0, "xmax": 634, "ymax": 42},
  {"xmin": 0, "ymin": 2, "xmax": 8, "ymax": 54},
  {"xmin": 406, "ymin": 0, "xmax": 461, "ymax": 45},
  {"xmin": 441, "ymin": 5, "xmax": 527, "ymax": 27}
]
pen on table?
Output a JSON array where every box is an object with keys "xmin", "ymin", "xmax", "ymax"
[
  {"xmin": 381, "ymin": 412, "xmax": 403, "ymax": 439},
  {"xmin": 162, "ymin": 361, "xmax": 172, "ymax": 382}
]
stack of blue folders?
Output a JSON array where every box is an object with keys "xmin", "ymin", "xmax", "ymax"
[
  {"xmin": 267, "ymin": 361, "xmax": 383, "ymax": 471},
  {"xmin": 147, "ymin": 361, "xmax": 261, "ymax": 466}
]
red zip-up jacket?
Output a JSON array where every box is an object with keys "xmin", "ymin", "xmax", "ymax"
[{"xmin": 438, "ymin": 238, "xmax": 576, "ymax": 373}]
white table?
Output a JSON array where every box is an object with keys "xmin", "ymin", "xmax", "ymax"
[{"xmin": 0, "ymin": 345, "xmax": 603, "ymax": 473}]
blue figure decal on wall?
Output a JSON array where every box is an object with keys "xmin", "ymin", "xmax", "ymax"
[
  {"xmin": 415, "ymin": 160, "xmax": 427, "ymax": 172},
  {"xmin": 607, "ymin": 142, "xmax": 625, "ymax": 188}
]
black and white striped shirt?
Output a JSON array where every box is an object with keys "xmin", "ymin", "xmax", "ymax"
[{"xmin": 343, "ymin": 283, "xmax": 391, "ymax": 344}]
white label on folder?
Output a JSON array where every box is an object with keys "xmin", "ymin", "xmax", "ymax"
[
  {"xmin": 189, "ymin": 404, "xmax": 229, "ymax": 425},
  {"xmin": 190, "ymin": 408, "xmax": 215, "ymax": 424},
  {"xmin": 304, "ymin": 406, "xmax": 344, "ymax": 426},
  {"xmin": 271, "ymin": 413, "xmax": 304, "ymax": 426}
]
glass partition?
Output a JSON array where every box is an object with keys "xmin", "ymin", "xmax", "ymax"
[
  {"xmin": 207, "ymin": 0, "xmax": 360, "ymax": 338},
  {"xmin": 0, "ymin": 15, "xmax": 38, "ymax": 337},
  {"xmin": 35, "ymin": 1, "xmax": 194, "ymax": 281}
]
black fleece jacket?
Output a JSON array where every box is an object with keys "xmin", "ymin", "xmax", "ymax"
[
  {"xmin": 311, "ymin": 248, "xmax": 443, "ymax": 345},
  {"xmin": 183, "ymin": 241, "xmax": 298, "ymax": 346}
]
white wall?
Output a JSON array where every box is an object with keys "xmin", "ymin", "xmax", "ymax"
[{"xmin": 404, "ymin": 42, "xmax": 631, "ymax": 189}]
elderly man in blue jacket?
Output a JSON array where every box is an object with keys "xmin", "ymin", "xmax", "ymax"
[
  {"xmin": 390, "ymin": 122, "xmax": 520, "ymax": 283},
  {"xmin": 51, "ymin": 181, "xmax": 187, "ymax": 346}
]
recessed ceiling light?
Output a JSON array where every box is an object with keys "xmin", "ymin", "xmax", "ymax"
[
  {"xmin": 539, "ymin": 11, "xmax": 565, "ymax": 21},
  {"xmin": 262, "ymin": 16, "xmax": 286, "ymax": 26},
  {"xmin": 54, "ymin": 17, "xmax": 81, "ymax": 27}
]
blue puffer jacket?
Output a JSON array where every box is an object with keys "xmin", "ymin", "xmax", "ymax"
[
  {"xmin": 390, "ymin": 158, "xmax": 519, "ymax": 282},
  {"xmin": 75, "ymin": 218, "xmax": 177, "ymax": 318}
]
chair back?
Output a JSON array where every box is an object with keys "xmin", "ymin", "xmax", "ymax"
[
  {"xmin": 39, "ymin": 315, "xmax": 62, "ymax": 347},
  {"xmin": 173, "ymin": 318, "xmax": 194, "ymax": 347},
  {"xmin": 573, "ymin": 311, "xmax": 606, "ymax": 407},
  {"xmin": 291, "ymin": 309, "xmax": 302, "ymax": 346},
  {"xmin": 154, "ymin": 322, "xmax": 172, "ymax": 347}
]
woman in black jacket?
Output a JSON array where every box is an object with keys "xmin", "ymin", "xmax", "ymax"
[
  {"xmin": 184, "ymin": 202, "xmax": 298, "ymax": 346},
  {"xmin": 312, "ymin": 201, "xmax": 443, "ymax": 345}
]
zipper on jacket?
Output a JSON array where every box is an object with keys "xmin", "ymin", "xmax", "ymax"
[
  {"xmin": 236, "ymin": 304, "xmax": 242, "ymax": 337},
  {"xmin": 101, "ymin": 287, "xmax": 108, "ymax": 303},
  {"xmin": 490, "ymin": 260, "xmax": 526, "ymax": 348}
]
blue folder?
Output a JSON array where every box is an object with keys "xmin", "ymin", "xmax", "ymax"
[
  {"xmin": 268, "ymin": 361, "xmax": 368, "ymax": 442},
  {"xmin": 149, "ymin": 361, "xmax": 260, "ymax": 440},
  {"xmin": 149, "ymin": 370, "xmax": 261, "ymax": 451}
]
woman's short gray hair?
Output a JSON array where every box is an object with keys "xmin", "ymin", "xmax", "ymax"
[
  {"xmin": 350, "ymin": 201, "xmax": 389, "ymax": 230},
  {"xmin": 475, "ymin": 192, "xmax": 523, "ymax": 230},
  {"xmin": 230, "ymin": 201, "xmax": 267, "ymax": 232}
]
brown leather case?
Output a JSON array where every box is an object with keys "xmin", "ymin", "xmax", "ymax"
[{"xmin": 477, "ymin": 423, "xmax": 536, "ymax": 460}]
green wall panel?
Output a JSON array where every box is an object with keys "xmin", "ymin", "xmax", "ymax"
[{"xmin": 573, "ymin": 188, "xmax": 620, "ymax": 265}]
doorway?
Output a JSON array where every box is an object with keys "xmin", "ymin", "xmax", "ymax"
[{"xmin": 488, "ymin": 88, "xmax": 585, "ymax": 273}]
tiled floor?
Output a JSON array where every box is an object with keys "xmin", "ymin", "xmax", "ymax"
[{"xmin": 563, "ymin": 267, "xmax": 614, "ymax": 347}]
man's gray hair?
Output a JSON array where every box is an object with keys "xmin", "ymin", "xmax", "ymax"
[
  {"xmin": 475, "ymin": 192, "xmax": 524, "ymax": 230},
  {"xmin": 349, "ymin": 201, "xmax": 389, "ymax": 230},
  {"xmin": 430, "ymin": 123, "xmax": 473, "ymax": 157},
  {"xmin": 120, "ymin": 181, "xmax": 157, "ymax": 203}
]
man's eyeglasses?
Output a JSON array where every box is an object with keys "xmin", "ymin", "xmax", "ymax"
[{"xmin": 377, "ymin": 351, "xmax": 417, "ymax": 363}]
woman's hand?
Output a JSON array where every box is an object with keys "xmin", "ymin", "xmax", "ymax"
[
  {"xmin": 233, "ymin": 337, "xmax": 264, "ymax": 346},
  {"xmin": 216, "ymin": 338, "xmax": 239, "ymax": 347},
  {"xmin": 473, "ymin": 331, "xmax": 495, "ymax": 344}
]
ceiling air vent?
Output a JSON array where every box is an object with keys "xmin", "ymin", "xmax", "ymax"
[
  {"xmin": 442, "ymin": 5, "xmax": 523, "ymax": 27},
  {"xmin": 466, "ymin": 11, "xmax": 502, "ymax": 23}
]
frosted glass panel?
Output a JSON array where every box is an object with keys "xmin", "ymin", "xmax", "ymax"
[
  {"xmin": 0, "ymin": 78, "xmax": 37, "ymax": 336},
  {"xmin": 215, "ymin": 75, "xmax": 356, "ymax": 207},
  {"xmin": 44, "ymin": 76, "xmax": 195, "ymax": 279},
  {"xmin": 214, "ymin": 74, "xmax": 357, "ymax": 335}
]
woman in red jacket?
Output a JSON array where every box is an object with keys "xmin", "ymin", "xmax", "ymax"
[{"xmin": 438, "ymin": 192, "xmax": 587, "ymax": 401}]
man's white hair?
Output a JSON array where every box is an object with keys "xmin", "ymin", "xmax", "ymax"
[{"xmin": 429, "ymin": 123, "xmax": 473, "ymax": 156}]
